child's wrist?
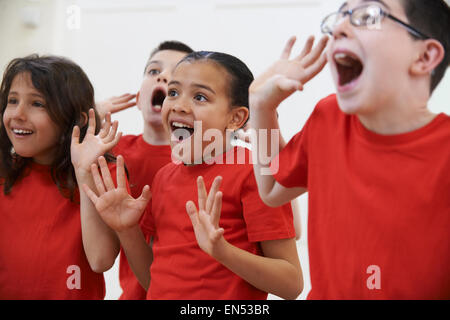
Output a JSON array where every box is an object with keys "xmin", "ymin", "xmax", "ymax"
[
  {"xmin": 116, "ymin": 225, "xmax": 142, "ymax": 240},
  {"xmin": 210, "ymin": 237, "xmax": 230, "ymax": 262},
  {"xmin": 74, "ymin": 167, "xmax": 92, "ymax": 180}
]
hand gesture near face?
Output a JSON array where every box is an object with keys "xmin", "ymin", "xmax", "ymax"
[
  {"xmin": 96, "ymin": 93, "xmax": 137, "ymax": 121},
  {"xmin": 71, "ymin": 109, "xmax": 122, "ymax": 174},
  {"xmin": 82, "ymin": 155, "xmax": 151, "ymax": 232},
  {"xmin": 249, "ymin": 36, "xmax": 329, "ymax": 111}
]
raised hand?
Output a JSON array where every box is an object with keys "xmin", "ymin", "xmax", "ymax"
[
  {"xmin": 83, "ymin": 155, "xmax": 151, "ymax": 232},
  {"xmin": 186, "ymin": 176, "xmax": 225, "ymax": 257},
  {"xmin": 96, "ymin": 93, "xmax": 136, "ymax": 121},
  {"xmin": 249, "ymin": 35, "xmax": 329, "ymax": 110},
  {"xmin": 71, "ymin": 108, "xmax": 122, "ymax": 174}
]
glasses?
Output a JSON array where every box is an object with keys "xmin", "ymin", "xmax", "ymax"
[{"xmin": 321, "ymin": 2, "xmax": 430, "ymax": 39}]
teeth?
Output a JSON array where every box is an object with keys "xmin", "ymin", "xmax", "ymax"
[
  {"xmin": 171, "ymin": 121, "xmax": 193, "ymax": 129},
  {"xmin": 13, "ymin": 129, "xmax": 33, "ymax": 135},
  {"xmin": 334, "ymin": 53, "xmax": 356, "ymax": 67},
  {"xmin": 153, "ymin": 105, "xmax": 162, "ymax": 111}
]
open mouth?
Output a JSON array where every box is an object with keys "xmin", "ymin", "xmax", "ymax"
[
  {"xmin": 334, "ymin": 52, "xmax": 364, "ymax": 87},
  {"xmin": 170, "ymin": 121, "xmax": 194, "ymax": 142},
  {"xmin": 151, "ymin": 88, "xmax": 166, "ymax": 112}
]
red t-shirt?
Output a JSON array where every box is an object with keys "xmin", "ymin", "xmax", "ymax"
[
  {"xmin": 113, "ymin": 135, "xmax": 172, "ymax": 300},
  {"xmin": 273, "ymin": 94, "xmax": 450, "ymax": 299},
  {"xmin": 141, "ymin": 147, "xmax": 295, "ymax": 300},
  {"xmin": 0, "ymin": 162, "xmax": 105, "ymax": 299}
]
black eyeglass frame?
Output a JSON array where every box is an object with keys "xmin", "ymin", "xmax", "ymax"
[{"xmin": 320, "ymin": 3, "xmax": 431, "ymax": 40}]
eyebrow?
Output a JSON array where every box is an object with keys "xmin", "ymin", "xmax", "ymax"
[
  {"xmin": 168, "ymin": 80, "xmax": 216, "ymax": 95},
  {"xmin": 145, "ymin": 60, "xmax": 162, "ymax": 71},
  {"xmin": 8, "ymin": 91, "xmax": 45, "ymax": 99},
  {"xmin": 147, "ymin": 60, "xmax": 161, "ymax": 66}
]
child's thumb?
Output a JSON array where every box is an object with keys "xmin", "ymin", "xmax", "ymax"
[{"xmin": 276, "ymin": 76, "xmax": 303, "ymax": 93}]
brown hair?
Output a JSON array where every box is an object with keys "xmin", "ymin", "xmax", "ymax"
[{"xmin": 0, "ymin": 54, "xmax": 115, "ymax": 201}]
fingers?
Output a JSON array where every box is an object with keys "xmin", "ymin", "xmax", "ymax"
[
  {"xmin": 186, "ymin": 200, "xmax": 199, "ymax": 227},
  {"xmin": 87, "ymin": 108, "xmax": 96, "ymax": 135},
  {"xmin": 302, "ymin": 53, "xmax": 329, "ymax": 84},
  {"xmin": 99, "ymin": 112, "xmax": 112, "ymax": 139},
  {"xmin": 82, "ymin": 183, "xmax": 100, "ymax": 205},
  {"xmin": 300, "ymin": 36, "xmax": 329, "ymax": 69},
  {"xmin": 198, "ymin": 208, "xmax": 224, "ymax": 242},
  {"xmin": 138, "ymin": 185, "xmax": 152, "ymax": 203},
  {"xmin": 106, "ymin": 120, "xmax": 119, "ymax": 143},
  {"xmin": 90, "ymin": 162, "xmax": 106, "ymax": 195},
  {"xmin": 112, "ymin": 94, "xmax": 137, "ymax": 112},
  {"xmin": 280, "ymin": 36, "xmax": 297, "ymax": 60},
  {"xmin": 100, "ymin": 113, "xmax": 121, "ymax": 149},
  {"xmin": 98, "ymin": 156, "xmax": 116, "ymax": 191},
  {"xmin": 210, "ymin": 191, "xmax": 223, "ymax": 228},
  {"xmin": 71, "ymin": 125, "xmax": 80, "ymax": 145},
  {"xmin": 294, "ymin": 36, "xmax": 315, "ymax": 61},
  {"xmin": 115, "ymin": 155, "xmax": 127, "ymax": 189},
  {"xmin": 109, "ymin": 130, "xmax": 123, "ymax": 150},
  {"xmin": 197, "ymin": 176, "xmax": 208, "ymax": 212},
  {"xmin": 137, "ymin": 185, "xmax": 151, "ymax": 210},
  {"xmin": 206, "ymin": 176, "xmax": 222, "ymax": 213}
]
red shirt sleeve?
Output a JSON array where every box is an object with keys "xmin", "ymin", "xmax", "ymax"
[{"xmin": 241, "ymin": 170, "xmax": 295, "ymax": 243}]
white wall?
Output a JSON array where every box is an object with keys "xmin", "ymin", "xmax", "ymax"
[{"xmin": 1, "ymin": 0, "xmax": 449, "ymax": 300}]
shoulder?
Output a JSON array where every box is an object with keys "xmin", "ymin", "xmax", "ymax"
[
  {"xmin": 152, "ymin": 161, "xmax": 178, "ymax": 184},
  {"xmin": 311, "ymin": 94, "xmax": 341, "ymax": 119},
  {"xmin": 115, "ymin": 134, "xmax": 142, "ymax": 152}
]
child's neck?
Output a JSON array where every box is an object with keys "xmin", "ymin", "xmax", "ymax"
[
  {"xmin": 142, "ymin": 123, "xmax": 169, "ymax": 146},
  {"xmin": 357, "ymin": 89, "xmax": 436, "ymax": 135}
]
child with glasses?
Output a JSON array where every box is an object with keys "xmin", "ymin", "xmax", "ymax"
[{"xmin": 249, "ymin": 0, "xmax": 450, "ymax": 299}]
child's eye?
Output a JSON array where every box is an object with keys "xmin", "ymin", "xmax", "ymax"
[
  {"xmin": 148, "ymin": 69, "xmax": 161, "ymax": 76},
  {"xmin": 7, "ymin": 98, "xmax": 18, "ymax": 105},
  {"xmin": 194, "ymin": 94, "xmax": 207, "ymax": 102},
  {"xmin": 32, "ymin": 101, "xmax": 45, "ymax": 108},
  {"xmin": 167, "ymin": 89, "xmax": 178, "ymax": 97}
]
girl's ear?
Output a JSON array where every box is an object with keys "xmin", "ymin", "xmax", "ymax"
[
  {"xmin": 227, "ymin": 107, "xmax": 249, "ymax": 131},
  {"xmin": 80, "ymin": 112, "xmax": 88, "ymax": 126},
  {"xmin": 411, "ymin": 39, "xmax": 445, "ymax": 76}
]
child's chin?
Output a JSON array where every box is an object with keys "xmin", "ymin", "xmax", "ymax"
[{"xmin": 336, "ymin": 95, "xmax": 364, "ymax": 115}]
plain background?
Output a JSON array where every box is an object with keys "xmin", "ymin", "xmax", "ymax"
[{"xmin": 1, "ymin": 0, "xmax": 449, "ymax": 300}]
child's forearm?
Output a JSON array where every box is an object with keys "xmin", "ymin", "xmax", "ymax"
[
  {"xmin": 76, "ymin": 170, "xmax": 120, "ymax": 273},
  {"xmin": 249, "ymin": 105, "xmax": 305, "ymax": 207},
  {"xmin": 212, "ymin": 238, "xmax": 303, "ymax": 300},
  {"xmin": 117, "ymin": 226, "xmax": 153, "ymax": 290}
]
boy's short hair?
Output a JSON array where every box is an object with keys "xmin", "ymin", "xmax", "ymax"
[
  {"xmin": 400, "ymin": 0, "xmax": 450, "ymax": 93},
  {"xmin": 144, "ymin": 40, "xmax": 193, "ymax": 74}
]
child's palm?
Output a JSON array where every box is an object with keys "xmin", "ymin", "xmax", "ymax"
[
  {"xmin": 83, "ymin": 155, "xmax": 151, "ymax": 232},
  {"xmin": 71, "ymin": 109, "xmax": 121, "ymax": 173},
  {"xmin": 250, "ymin": 36, "xmax": 329, "ymax": 110},
  {"xmin": 93, "ymin": 187, "xmax": 149, "ymax": 232},
  {"xmin": 186, "ymin": 176, "xmax": 225, "ymax": 257}
]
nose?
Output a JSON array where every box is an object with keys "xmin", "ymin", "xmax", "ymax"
[
  {"xmin": 11, "ymin": 101, "xmax": 27, "ymax": 120},
  {"xmin": 170, "ymin": 95, "xmax": 191, "ymax": 114},
  {"xmin": 332, "ymin": 13, "xmax": 353, "ymax": 40},
  {"xmin": 157, "ymin": 70, "xmax": 169, "ymax": 84}
]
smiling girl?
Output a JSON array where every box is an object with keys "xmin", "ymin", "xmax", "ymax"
[
  {"xmin": 0, "ymin": 55, "xmax": 121, "ymax": 299},
  {"xmin": 84, "ymin": 51, "xmax": 303, "ymax": 300}
]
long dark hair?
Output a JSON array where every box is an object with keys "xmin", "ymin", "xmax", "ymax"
[{"xmin": 0, "ymin": 54, "xmax": 114, "ymax": 201}]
